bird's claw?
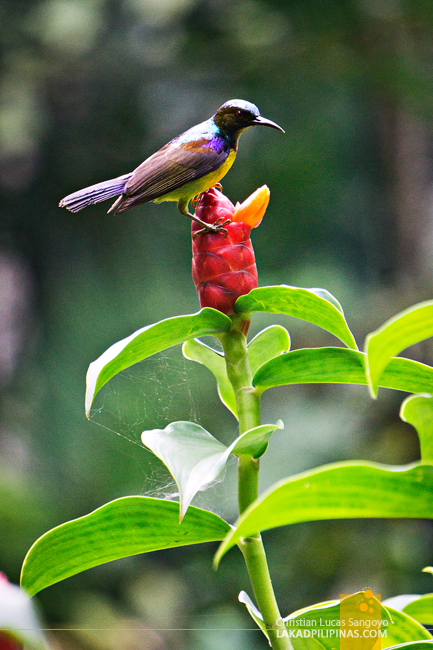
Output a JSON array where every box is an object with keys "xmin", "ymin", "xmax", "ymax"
[
  {"xmin": 214, "ymin": 216, "xmax": 231, "ymax": 228},
  {"xmin": 192, "ymin": 184, "xmax": 223, "ymax": 209},
  {"xmin": 193, "ymin": 217, "xmax": 231, "ymax": 238}
]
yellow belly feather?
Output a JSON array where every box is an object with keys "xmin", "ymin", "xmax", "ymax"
[{"xmin": 154, "ymin": 149, "xmax": 237, "ymax": 205}]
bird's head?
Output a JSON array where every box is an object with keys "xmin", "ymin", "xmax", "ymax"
[{"xmin": 213, "ymin": 100, "xmax": 284, "ymax": 139}]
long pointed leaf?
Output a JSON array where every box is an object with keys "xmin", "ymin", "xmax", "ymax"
[
  {"xmin": 402, "ymin": 594, "xmax": 433, "ymax": 625},
  {"xmin": 382, "ymin": 609, "xmax": 433, "ymax": 647},
  {"xmin": 214, "ymin": 462, "xmax": 433, "ymax": 565},
  {"xmin": 253, "ymin": 347, "xmax": 433, "ymax": 396},
  {"xmin": 230, "ymin": 421, "xmax": 284, "ymax": 458},
  {"xmin": 235, "ymin": 286, "xmax": 357, "ymax": 350},
  {"xmin": 182, "ymin": 339, "xmax": 237, "ymax": 418},
  {"xmin": 86, "ymin": 308, "xmax": 231, "ymax": 416},
  {"xmin": 243, "ymin": 592, "xmax": 430, "ymax": 650},
  {"xmin": 141, "ymin": 421, "xmax": 229, "ymax": 519},
  {"xmin": 21, "ymin": 496, "xmax": 230, "ymax": 596},
  {"xmin": 239, "ymin": 589, "xmax": 432, "ymax": 650},
  {"xmin": 401, "ymin": 394, "xmax": 433, "ymax": 463},
  {"xmin": 379, "ymin": 608, "xmax": 432, "ymax": 647},
  {"xmin": 388, "ymin": 640, "xmax": 433, "ymax": 650},
  {"xmin": 238, "ymin": 591, "xmax": 271, "ymax": 643},
  {"xmin": 282, "ymin": 596, "xmax": 429, "ymax": 650},
  {"xmin": 365, "ymin": 301, "xmax": 433, "ymax": 397},
  {"xmin": 182, "ymin": 327, "xmax": 292, "ymax": 419},
  {"xmin": 141, "ymin": 421, "xmax": 283, "ymax": 518},
  {"xmin": 248, "ymin": 325, "xmax": 291, "ymax": 375},
  {"xmin": 238, "ymin": 590, "xmax": 328, "ymax": 650}
]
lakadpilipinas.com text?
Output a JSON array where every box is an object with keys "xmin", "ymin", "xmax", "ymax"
[{"xmin": 276, "ymin": 618, "xmax": 389, "ymax": 639}]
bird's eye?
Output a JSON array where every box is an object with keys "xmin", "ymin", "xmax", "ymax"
[{"xmin": 236, "ymin": 109, "xmax": 244, "ymax": 120}]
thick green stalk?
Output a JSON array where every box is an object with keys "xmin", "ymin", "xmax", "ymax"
[{"xmin": 218, "ymin": 315, "xmax": 291, "ymax": 650}]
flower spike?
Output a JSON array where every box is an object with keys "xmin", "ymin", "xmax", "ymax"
[{"xmin": 191, "ymin": 186, "xmax": 270, "ymax": 315}]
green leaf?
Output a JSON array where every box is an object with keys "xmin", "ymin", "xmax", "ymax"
[
  {"xmin": 365, "ymin": 300, "xmax": 433, "ymax": 397},
  {"xmin": 214, "ymin": 462, "xmax": 433, "ymax": 566},
  {"xmin": 308, "ymin": 288, "xmax": 344, "ymax": 313},
  {"xmin": 283, "ymin": 596, "xmax": 375, "ymax": 650},
  {"xmin": 253, "ymin": 347, "xmax": 433, "ymax": 397},
  {"xmin": 401, "ymin": 394, "xmax": 433, "ymax": 463},
  {"xmin": 238, "ymin": 591, "xmax": 270, "ymax": 643},
  {"xmin": 238, "ymin": 590, "xmax": 327, "ymax": 650},
  {"xmin": 21, "ymin": 496, "xmax": 230, "ymax": 596},
  {"xmin": 182, "ymin": 338, "xmax": 237, "ymax": 418},
  {"xmin": 141, "ymin": 421, "xmax": 229, "ymax": 519},
  {"xmin": 383, "ymin": 608, "xmax": 433, "ymax": 647},
  {"xmin": 285, "ymin": 635, "xmax": 327, "ymax": 650},
  {"xmin": 235, "ymin": 286, "xmax": 357, "ymax": 350},
  {"xmin": 85, "ymin": 308, "xmax": 231, "ymax": 417},
  {"xmin": 283, "ymin": 596, "xmax": 352, "ymax": 637},
  {"xmin": 403, "ymin": 594, "xmax": 433, "ymax": 625},
  {"xmin": 280, "ymin": 595, "xmax": 429, "ymax": 650},
  {"xmin": 141, "ymin": 421, "xmax": 283, "ymax": 517},
  {"xmin": 389, "ymin": 641, "xmax": 433, "ymax": 650},
  {"xmin": 182, "ymin": 327, "xmax": 292, "ymax": 419},
  {"xmin": 248, "ymin": 325, "xmax": 291, "ymax": 375},
  {"xmin": 231, "ymin": 421, "xmax": 284, "ymax": 458}
]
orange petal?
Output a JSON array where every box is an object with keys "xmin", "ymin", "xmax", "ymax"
[{"xmin": 232, "ymin": 185, "xmax": 270, "ymax": 228}]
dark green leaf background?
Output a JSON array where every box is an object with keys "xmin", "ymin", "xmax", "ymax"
[{"xmin": 3, "ymin": 1, "xmax": 433, "ymax": 648}]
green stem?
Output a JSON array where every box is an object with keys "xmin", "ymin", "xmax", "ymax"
[{"xmin": 218, "ymin": 314, "xmax": 291, "ymax": 650}]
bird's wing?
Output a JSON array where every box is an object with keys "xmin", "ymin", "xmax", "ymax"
[{"xmin": 123, "ymin": 137, "xmax": 230, "ymax": 202}]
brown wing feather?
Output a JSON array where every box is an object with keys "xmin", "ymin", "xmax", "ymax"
[
  {"xmin": 119, "ymin": 138, "xmax": 229, "ymax": 204},
  {"xmin": 110, "ymin": 165, "xmax": 205, "ymax": 214}
]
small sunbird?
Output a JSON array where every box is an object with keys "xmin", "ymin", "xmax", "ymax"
[{"xmin": 59, "ymin": 99, "xmax": 284, "ymax": 233}]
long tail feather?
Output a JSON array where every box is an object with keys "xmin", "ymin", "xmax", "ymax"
[{"xmin": 59, "ymin": 173, "xmax": 133, "ymax": 213}]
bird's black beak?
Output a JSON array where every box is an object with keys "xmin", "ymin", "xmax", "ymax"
[{"xmin": 252, "ymin": 115, "xmax": 285, "ymax": 133}]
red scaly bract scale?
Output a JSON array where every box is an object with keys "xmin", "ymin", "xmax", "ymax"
[{"xmin": 192, "ymin": 187, "xmax": 258, "ymax": 315}]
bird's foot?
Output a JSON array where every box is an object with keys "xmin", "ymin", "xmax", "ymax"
[
  {"xmin": 213, "ymin": 216, "xmax": 231, "ymax": 229},
  {"xmin": 193, "ymin": 216, "xmax": 231, "ymax": 238},
  {"xmin": 191, "ymin": 184, "xmax": 223, "ymax": 209}
]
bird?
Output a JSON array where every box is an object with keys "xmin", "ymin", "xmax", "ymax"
[{"xmin": 59, "ymin": 99, "xmax": 284, "ymax": 234}]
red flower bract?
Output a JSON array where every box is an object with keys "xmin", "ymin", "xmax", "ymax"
[{"xmin": 192, "ymin": 187, "xmax": 259, "ymax": 315}]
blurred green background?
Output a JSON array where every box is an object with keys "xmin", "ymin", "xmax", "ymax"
[{"xmin": 2, "ymin": 0, "xmax": 433, "ymax": 647}]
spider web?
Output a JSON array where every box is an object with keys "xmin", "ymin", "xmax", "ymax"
[
  {"xmin": 89, "ymin": 350, "xmax": 201, "ymax": 445},
  {"xmin": 88, "ymin": 348, "xmax": 237, "ymax": 518}
]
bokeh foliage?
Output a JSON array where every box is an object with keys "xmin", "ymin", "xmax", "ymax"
[{"xmin": 2, "ymin": 0, "xmax": 433, "ymax": 648}]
